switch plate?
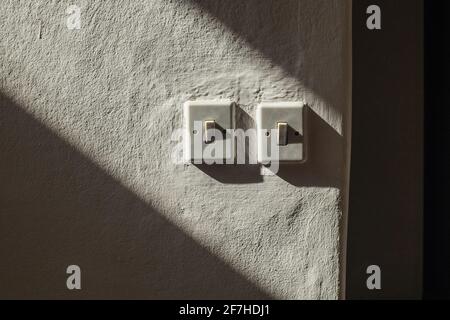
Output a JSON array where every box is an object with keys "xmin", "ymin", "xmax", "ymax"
[
  {"xmin": 256, "ymin": 102, "xmax": 306, "ymax": 164},
  {"xmin": 184, "ymin": 100, "xmax": 235, "ymax": 164}
]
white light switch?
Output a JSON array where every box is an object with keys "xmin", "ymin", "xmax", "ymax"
[
  {"xmin": 256, "ymin": 102, "xmax": 306, "ymax": 164},
  {"xmin": 184, "ymin": 100, "xmax": 235, "ymax": 164}
]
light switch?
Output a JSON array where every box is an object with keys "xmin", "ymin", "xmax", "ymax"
[
  {"xmin": 256, "ymin": 102, "xmax": 306, "ymax": 164},
  {"xmin": 184, "ymin": 100, "xmax": 235, "ymax": 164}
]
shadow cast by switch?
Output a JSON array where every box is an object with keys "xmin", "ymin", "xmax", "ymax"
[{"xmin": 0, "ymin": 93, "xmax": 270, "ymax": 299}]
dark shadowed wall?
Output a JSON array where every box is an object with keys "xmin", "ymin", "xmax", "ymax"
[{"xmin": 347, "ymin": 0, "xmax": 423, "ymax": 299}]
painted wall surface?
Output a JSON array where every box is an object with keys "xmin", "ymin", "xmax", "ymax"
[{"xmin": 0, "ymin": 0, "xmax": 351, "ymax": 299}]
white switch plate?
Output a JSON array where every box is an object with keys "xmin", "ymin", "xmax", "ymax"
[
  {"xmin": 184, "ymin": 100, "xmax": 235, "ymax": 164},
  {"xmin": 256, "ymin": 102, "xmax": 306, "ymax": 164}
]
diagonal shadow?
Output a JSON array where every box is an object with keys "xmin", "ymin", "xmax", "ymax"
[
  {"xmin": 187, "ymin": 0, "xmax": 349, "ymax": 111},
  {"xmin": 188, "ymin": 0, "xmax": 302, "ymax": 77},
  {"xmin": 0, "ymin": 93, "xmax": 270, "ymax": 299},
  {"xmin": 185, "ymin": 0, "xmax": 349, "ymax": 297},
  {"xmin": 186, "ymin": 0, "xmax": 346, "ymax": 189}
]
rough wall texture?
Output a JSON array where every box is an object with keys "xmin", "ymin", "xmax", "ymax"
[{"xmin": 0, "ymin": 0, "xmax": 351, "ymax": 299}]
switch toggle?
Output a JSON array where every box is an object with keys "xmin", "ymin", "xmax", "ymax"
[
  {"xmin": 204, "ymin": 120, "xmax": 216, "ymax": 144},
  {"xmin": 277, "ymin": 122, "xmax": 288, "ymax": 146}
]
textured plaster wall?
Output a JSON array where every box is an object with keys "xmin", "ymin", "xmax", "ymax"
[{"xmin": 0, "ymin": 0, "xmax": 351, "ymax": 299}]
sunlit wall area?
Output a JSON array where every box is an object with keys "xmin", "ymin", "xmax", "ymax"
[{"xmin": 0, "ymin": 0, "xmax": 352, "ymax": 299}]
